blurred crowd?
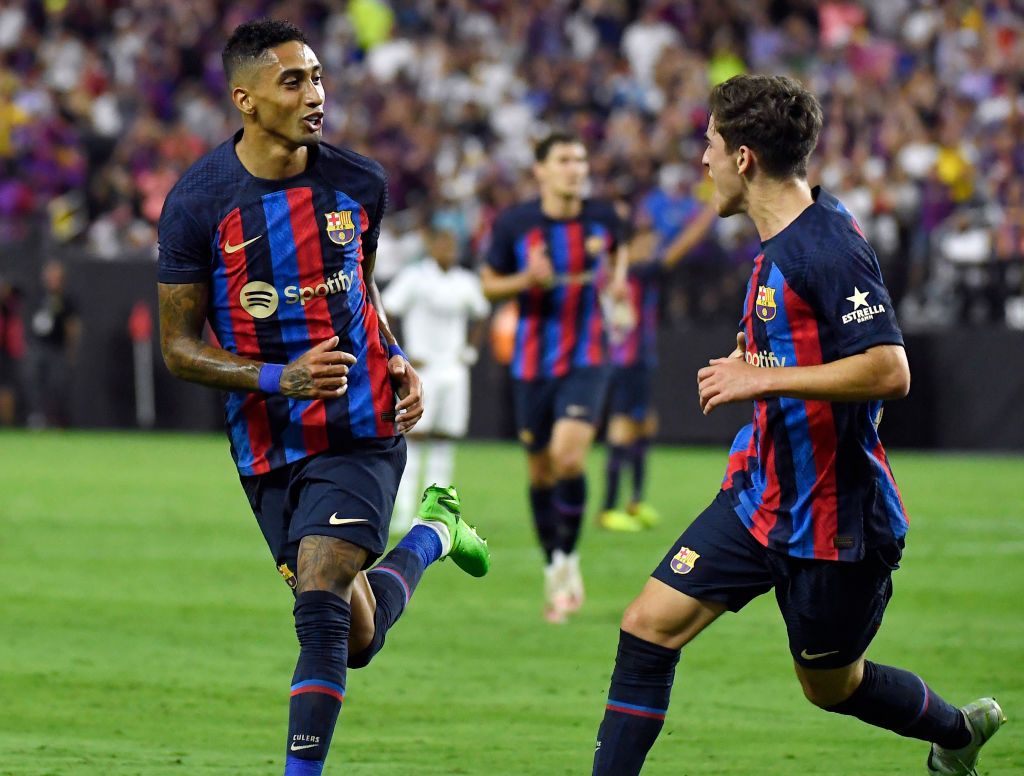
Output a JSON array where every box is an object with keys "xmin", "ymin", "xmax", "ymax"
[{"xmin": 2, "ymin": 0, "xmax": 1024, "ymax": 330}]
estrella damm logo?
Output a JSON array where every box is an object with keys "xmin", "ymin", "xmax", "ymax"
[
  {"xmin": 239, "ymin": 280, "xmax": 279, "ymax": 319},
  {"xmin": 755, "ymin": 284, "xmax": 777, "ymax": 322},
  {"xmin": 669, "ymin": 546, "xmax": 700, "ymax": 575},
  {"xmin": 324, "ymin": 210, "xmax": 356, "ymax": 246}
]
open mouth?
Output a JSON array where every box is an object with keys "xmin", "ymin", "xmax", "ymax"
[{"xmin": 302, "ymin": 113, "xmax": 323, "ymax": 132}]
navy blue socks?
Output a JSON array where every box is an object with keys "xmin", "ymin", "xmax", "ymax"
[
  {"xmin": 604, "ymin": 444, "xmax": 628, "ymax": 510},
  {"xmin": 631, "ymin": 439, "xmax": 649, "ymax": 504},
  {"xmin": 284, "ymin": 591, "xmax": 350, "ymax": 775},
  {"xmin": 826, "ymin": 661, "xmax": 970, "ymax": 748},
  {"xmin": 593, "ymin": 630, "xmax": 680, "ymax": 776},
  {"xmin": 529, "ymin": 485, "xmax": 559, "ymax": 562},
  {"xmin": 554, "ymin": 475, "xmax": 586, "ymax": 555},
  {"xmin": 348, "ymin": 543, "xmax": 431, "ymax": 669}
]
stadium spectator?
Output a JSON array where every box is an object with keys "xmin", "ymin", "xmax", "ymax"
[
  {"xmin": 2, "ymin": 1, "xmax": 1023, "ymax": 325},
  {"xmin": 0, "ymin": 275, "xmax": 25, "ymax": 425},
  {"xmin": 25, "ymin": 260, "xmax": 79, "ymax": 429}
]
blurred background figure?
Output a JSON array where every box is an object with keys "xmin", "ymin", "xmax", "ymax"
[
  {"xmin": 383, "ymin": 223, "xmax": 490, "ymax": 534},
  {"xmin": 25, "ymin": 261, "xmax": 80, "ymax": 429},
  {"xmin": 0, "ymin": 275, "xmax": 26, "ymax": 426}
]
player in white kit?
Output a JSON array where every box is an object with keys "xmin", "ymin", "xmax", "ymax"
[{"xmin": 383, "ymin": 225, "xmax": 491, "ymax": 533}]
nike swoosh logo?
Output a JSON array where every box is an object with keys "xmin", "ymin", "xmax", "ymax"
[
  {"xmin": 436, "ymin": 495, "xmax": 459, "ymax": 515},
  {"xmin": 800, "ymin": 649, "xmax": 840, "ymax": 661},
  {"xmin": 329, "ymin": 513, "xmax": 368, "ymax": 526},
  {"xmin": 222, "ymin": 234, "xmax": 263, "ymax": 254},
  {"xmin": 290, "ymin": 743, "xmax": 317, "ymax": 751}
]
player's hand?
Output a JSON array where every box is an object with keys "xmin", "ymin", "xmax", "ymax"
[
  {"xmin": 389, "ymin": 354, "xmax": 423, "ymax": 434},
  {"xmin": 697, "ymin": 332, "xmax": 761, "ymax": 415},
  {"xmin": 280, "ymin": 336, "xmax": 357, "ymax": 400},
  {"xmin": 524, "ymin": 242, "xmax": 554, "ymax": 288},
  {"xmin": 607, "ymin": 273, "xmax": 629, "ymax": 302}
]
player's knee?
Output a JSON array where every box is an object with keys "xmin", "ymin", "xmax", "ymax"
[
  {"xmin": 551, "ymin": 450, "xmax": 585, "ymax": 479},
  {"xmin": 295, "ymin": 535, "xmax": 365, "ymax": 598},
  {"xmin": 797, "ymin": 670, "xmax": 860, "ymax": 708},
  {"xmin": 620, "ymin": 598, "xmax": 668, "ymax": 645}
]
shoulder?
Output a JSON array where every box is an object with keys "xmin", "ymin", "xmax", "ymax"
[
  {"xmin": 495, "ymin": 200, "xmax": 542, "ymax": 232},
  {"xmin": 583, "ymin": 198, "xmax": 618, "ymax": 219},
  {"xmin": 317, "ymin": 143, "xmax": 387, "ymax": 190},
  {"xmin": 164, "ymin": 137, "xmax": 244, "ymax": 211}
]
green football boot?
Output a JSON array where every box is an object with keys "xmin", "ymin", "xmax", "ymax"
[
  {"xmin": 629, "ymin": 501, "xmax": 661, "ymax": 529},
  {"xmin": 598, "ymin": 509, "xmax": 642, "ymax": 533},
  {"xmin": 416, "ymin": 485, "xmax": 490, "ymax": 577},
  {"xmin": 926, "ymin": 697, "xmax": 1006, "ymax": 776}
]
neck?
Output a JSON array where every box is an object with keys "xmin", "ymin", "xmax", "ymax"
[
  {"xmin": 746, "ymin": 177, "xmax": 814, "ymax": 242},
  {"xmin": 540, "ymin": 190, "xmax": 583, "ymax": 220},
  {"xmin": 235, "ymin": 125, "xmax": 310, "ymax": 179}
]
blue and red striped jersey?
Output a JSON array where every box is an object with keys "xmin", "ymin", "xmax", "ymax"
[
  {"xmin": 609, "ymin": 261, "xmax": 660, "ymax": 369},
  {"xmin": 486, "ymin": 199, "xmax": 622, "ymax": 380},
  {"xmin": 721, "ymin": 187, "xmax": 908, "ymax": 562},
  {"xmin": 157, "ymin": 132, "xmax": 396, "ymax": 476}
]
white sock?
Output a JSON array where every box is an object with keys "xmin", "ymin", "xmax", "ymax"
[
  {"xmin": 393, "ymin": 439, "xmax": 423, "ymax": 532},
  {"xmin": 425, "ymin": 439, "xmax": 456, "ymax": 488}
]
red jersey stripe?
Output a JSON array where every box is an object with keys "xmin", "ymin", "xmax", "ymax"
[
  {"xmin": 555, "ymin": 223, "xmax": 585, "ymax": 374},
  {"xmin": 520, "ymin": 228, "xmax": 545, "ymax": 380},
  {"xmin": 782, "ymin": 282, "xmax": 839, "ymax": 560},
  {"xmin": 285, "ymin": 189, "xmax": 331, "ymax": 455},
  {"xmin": 219, "ymin": 208, "xmax": 272, "ymax": 474}
]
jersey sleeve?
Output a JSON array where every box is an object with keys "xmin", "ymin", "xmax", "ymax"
[
  {"xmin": 157, "ymin": 186, "xmax": 214, "ymax": 284},
  {"xmin": 485, "ymin": 211, "xmax": 519, "ymax": 275},
  {"xmin": 600, "ymin": 200, "xmax": 626, "ymax": 250},
  {"xmin": 362, "ymin": 177, "xmax": 388, "ymax": 258},
  {"xmin": 804, "ymin": 239, "xmax": 904, "ymax": 357}
]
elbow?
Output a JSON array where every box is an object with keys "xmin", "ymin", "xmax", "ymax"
[
  {"xmin": 160, "ymin": 337, "xmax": 189, "ymax": 378},
  {"xmin": 884, "ymin": 364, "xmax": 911, "ymax": 400}
]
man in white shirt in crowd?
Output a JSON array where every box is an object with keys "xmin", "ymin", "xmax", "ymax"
[{"xmin": 383, "ymin": 224, "xmax": 491, "ymax": 533}]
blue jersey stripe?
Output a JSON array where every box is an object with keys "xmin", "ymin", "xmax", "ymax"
[
  {"xmin": 543, "ymin": 224, "xmax": 569, "ymax": 376},
  {"xmin": 334, "ymin": 190, "xmax": 376, "ymax": 437},
  {"xmin": 511, "ymin": 236, "xmax": 530, "ymax": 378},
  {"xmin": 766, "ymin": 264, "xmax": 818, "ymax": 558},
  {"xmin": 262, "ymin": 192, "xmax": 316, "ymax": 463}
]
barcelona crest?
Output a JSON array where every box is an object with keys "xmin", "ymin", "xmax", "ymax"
[
  {"xmin": 325, "ymin": 210, "xmax": 356, "ymax": 246},
  {"xmin": 670, "ymin": 546, "xmax": 700, "ymax": 575},
  {"xmin": 755, "ymin": 284, "xmax": 777, "ymax": 322}
]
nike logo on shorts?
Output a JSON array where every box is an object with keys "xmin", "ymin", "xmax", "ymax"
[{"xmin": 329, "ymin": 513, "xmax": 368, "ymax": 526}]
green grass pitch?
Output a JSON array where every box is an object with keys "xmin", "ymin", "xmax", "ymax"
[{"xmin": 1, "ymin": 430, "xmax": 1021, "ymax": 775}]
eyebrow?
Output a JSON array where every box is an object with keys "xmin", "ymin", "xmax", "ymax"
[{"xmin": 278, "ymin": 64, "xmax": 321, "ymax": 80}]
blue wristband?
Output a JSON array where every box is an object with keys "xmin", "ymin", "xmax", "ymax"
[
  {"xmin": 258, "ymin": 363, "xmax": 284, "ymax": 394},
  {"xmin": 388, "ymin": 343, "xmax": 406, "ymax": 361}
]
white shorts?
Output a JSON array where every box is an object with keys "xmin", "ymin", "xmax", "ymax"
[{"xmin": 416, "ymin": 364, "xmax": 470, "ymax": 438}]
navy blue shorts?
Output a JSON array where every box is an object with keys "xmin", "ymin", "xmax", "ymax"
[
  {"xmin": 652, "ymin": 490, "xmax": 900, "ymax": 669},
  {"xmin": 239, "ymin": 436, "xmax": 406, "ymax": 586},
  {"xmin": 608, "ymin": 365, "xmax": 654, "ymax": 421},
  {"xmin": 513, "ymin": 366, "xmax": 611, "ymax": 452}
]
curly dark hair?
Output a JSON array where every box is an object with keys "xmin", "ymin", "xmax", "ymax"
[
  {"xmin": 222, "ymin": 18, "xmax": 309, "ymax": 84},
  {"xmin": 708, "ymin": 74, "xmax": 823, "ymax": 180}
]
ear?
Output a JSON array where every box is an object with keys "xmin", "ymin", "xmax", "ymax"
[
  {"xmin": 232, "ymin": 86, "xmax": 255, "ymax": 117},
  {"xmin": 735, "ymin": 145, "xmax": 754, "ymax": 176}
]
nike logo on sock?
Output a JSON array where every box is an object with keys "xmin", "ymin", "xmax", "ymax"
[{"xmin": 290, "ymin": 742, "xmax": 318, "ymax": 751}]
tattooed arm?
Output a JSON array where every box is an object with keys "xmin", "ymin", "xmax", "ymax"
[{"xmin": 158, "ymin": 282, "xmax": 354, "ymax": 399}]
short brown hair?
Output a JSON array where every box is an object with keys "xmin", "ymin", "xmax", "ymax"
[
  {"xmin": 534, "ymin": 132, "xmax": 584, "ymax": 162},
  {"xmin": 708, "ymin": 74, "xmax": 823, "ymax": 180}
]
